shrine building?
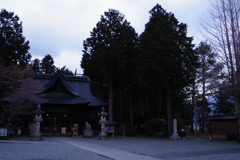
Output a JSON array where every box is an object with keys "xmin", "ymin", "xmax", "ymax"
[{"xmin": 1, "ymin": 71, "xmax": 106, "ymax": 134}]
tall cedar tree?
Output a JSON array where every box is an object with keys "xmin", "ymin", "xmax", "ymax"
[
  {"xmin": 116, "ymin": 17, "xmax": 138, "ymax": 128},
  {"xmin": 81, "ymin": 9, "xmax": 138, "ymax": 121},
  {"xmin": 138, "ymin": 4, "xmax": 196, "ymax": 136},
  {"xmin": 40, "ymin": 54, "xmax": 56, "ymax": 74},
  {"xmin": 31, "ymin": 58, "xmax": 41, "ymax": 73},
  {"xmin": 0, "ymin": 9, "xmax": 31, "ymax": 68}
]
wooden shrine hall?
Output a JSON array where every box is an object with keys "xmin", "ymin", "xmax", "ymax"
[{"xmin": 1, "ymin": 71, "xmax": 106, "ymax": 134}]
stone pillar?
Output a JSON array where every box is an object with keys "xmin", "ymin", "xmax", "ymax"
[
  {"xmin": 173, "ymin": 119, "xmax": 177, "ymax": 135},
  {"xmin": 170, "ymin": 119, "xmax": 181, "ymax": 140}
]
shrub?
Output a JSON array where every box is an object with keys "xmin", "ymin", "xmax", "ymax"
[
  {"xmin": 143, "ymin": 118, "xmax": 156, "ymax": 137},
  {"xmin": 116, "ymin": 126, "xmax": 137, "ymax": 137},
  {"xmin": 125, "ymin": 127, "xmax": 137, "ymax": 137},
  {"xmin": 155, "ymin": 119, "xmax": 167, "ymax": 137},
  {"xmin": 115, "ymin": 127, "xmax": 124, "ymax": 135}
]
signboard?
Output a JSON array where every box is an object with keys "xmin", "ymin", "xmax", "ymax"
[
  {"xmin": 105, "ymin": 126, "xmax": 114, "ymax": 132},
  {"xmin": 105, "ymin": 122, "xmax": 115, "ymax": 138},
  {"xmin": 73, "ymin": 124, "xmax": 78, "ymax": 135},
  {"xmin": 210, "ymin": 120, "xmax": 237, "ymax": 134},
  {"xmin": 0, "ymin": 128, "xmax": 7, "ymax": 137},
  {"xmin": 62, "ymin": 127, "xmax": 66, "ymax": 134},
  {"xmin": 209, "ymin": 117, "xmax": 240, "ymax": 143}
]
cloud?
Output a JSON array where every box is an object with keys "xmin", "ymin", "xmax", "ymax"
[
  {"xmin": 2, "ymin": 0, "xmax": 210, "ymax": 73},
  {"xmin": 54, "ymin": 50, "xmax": 82, "ymax": 74},
  {"xmin": 31, "ymin": 50, "xmax": 82, "ymax": 74}
]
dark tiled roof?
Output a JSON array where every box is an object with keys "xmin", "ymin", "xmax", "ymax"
[{"xmin": 1, "ymin": 72, "xmax": 106, "ymax": 106}]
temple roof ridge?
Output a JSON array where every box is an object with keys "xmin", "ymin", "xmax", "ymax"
[{"xmin": 39, "ymin": 71, "xmax": 80, "ymax": 97}]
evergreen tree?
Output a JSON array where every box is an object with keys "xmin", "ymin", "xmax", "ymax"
[
  {"xmin": 118, "ymin": 20, "xmax": 139, "ymax": 128},
  {"xmin": 31, "ymin": 58, "xmax": 41, "ymax": 73},
  {"xmin": 58, "ymin": 66, "xmax": 74, "ymax": 75},
  {"xmin": 0, "ymin": 9, "xmax": 31, "ymax": 68},
  {"xmin": 40, "ymin": 54, "xmax": 56, "ymax": 74},
  {"xmin": 137, "ymin": 4, "xmax": 196, "ymax": 136},
  {"xmin": 81, "ymin": 9, "xmax": 138, "ymax": 121},
  {"xmin": 31, "ymin": 56, "xmax": 73, "ymax": 75},
  {"xmin": 195, "ymin": 42, "xmax": 223, "ymax": 132},
  {"xmin": 214, "ymin": 90, "xmax": 235, "ymax": 115}
]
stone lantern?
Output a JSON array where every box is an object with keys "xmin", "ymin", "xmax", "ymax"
[
  {"xmin": 30, "ymin": 104, "xmax": 44, "ymax": 141},
  {"xmin": 98, "ymin": 107, "xmax": 108, "ymax": 140}
]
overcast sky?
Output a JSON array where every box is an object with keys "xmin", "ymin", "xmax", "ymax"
[{"xmin": 1, "ymin": 0, "xmax": 210, "ymax": 74}]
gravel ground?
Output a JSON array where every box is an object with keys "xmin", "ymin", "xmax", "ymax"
[
  {"xmin": 1, "ymin": 135, "xmax": 240, "ymax": 160},
  {"xmin": 0, "ymin": 137, "xmax": 112, "ymax": 160},
  {"xmin": 57, "ymin": 135, "xmax": 240, "ymax": 160}
]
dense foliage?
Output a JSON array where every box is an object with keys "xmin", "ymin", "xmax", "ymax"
[
  {"xmin": 137, "ymin": 4, "xmax": 197, "ymax": 135},
  {"xmin": 0, "ymin": 9, "xmax": 43, "ymax": 127},
  {"xmin": 81, "ymin": 9, "xmax": 138, "ymax": 121},
  {"xmin": 1, "ymin": 3, "xmax": 236, "ymax": 134},
  {"xmin": 0, "ymin": 62, "xmax": 44, "ymax": 126},
  {"xmin": 0, "ymin": 9, "xmax": 31, "ymax": 68},
  {"xmin": 31, "ymin": 55, "xmax": 73, "ymax": 75},
  {"xmin": 81, "ymin": 4, "xmax": 198, "ymax": 136}
]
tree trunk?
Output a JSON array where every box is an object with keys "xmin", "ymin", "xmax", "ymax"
[
  {"xmin": 129, "ymin": 85, "xmax": 133, "ymax": 129},
  {"xmin": 108, "ymin": 76, "xmax": 113, "ymax": 121},
  {"xmin": 144, "ymin": 90, "xmax": 149, "ymax": 118},
  {"xmin": 201, "ymin": 85, "xmax": 206, "ymax": 133},
  {"xmin": 118, "ymin": 88, "xmax": 123, "ymax": 125},
  {"xmin": 201, "ymin": 57, "xmax": 206, "ymax": 133},
  {"xmin": 158, "ymin": 89, "xmax": 162, "ymax": 119},
  {"xmin": 166, "ymin": 78, "xmax": 173, "ymax": 137},
  {"xmin": 201, "ymin": 101, "xmax": 205, "ymax": 133},
  {"xmin": 191, "ymin": 82, "xmax": 196, "ymax": 133}
]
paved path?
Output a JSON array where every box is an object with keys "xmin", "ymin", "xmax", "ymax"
[{"xmin": 0, "ymin": 135, "xmax": 240, "ymax": 160}]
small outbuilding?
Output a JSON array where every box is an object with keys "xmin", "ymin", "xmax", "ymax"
[{"xmin": 207, "ymin": 115, "xmax": 240, "ymax": 143}]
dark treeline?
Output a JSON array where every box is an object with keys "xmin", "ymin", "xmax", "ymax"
[
  {"xmin": 81, "ymin": 4, "xmax": 234, "ymax": 135},
  {"xmin": 31, "ymin": 54, "xmax": 73, "ymax": 75},
  {"xmin": 81, "ymin": 4, "xmax": 198, "ymax": 136},
  {"xmin": 0, "ymin": 5, "xmax": 235, "ymax": 134},
  {"xmin": 0, "ymin": 8, "xmax": 72, "ymax": 126}
]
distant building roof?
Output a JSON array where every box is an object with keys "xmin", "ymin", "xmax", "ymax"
[{"xmin": 1, "ymin": 71, "xmax": 106, "ymax": 106}]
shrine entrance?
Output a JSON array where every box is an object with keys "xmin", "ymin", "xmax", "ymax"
[
  {"xmin": 43, "ymin": 107, "xmax": 70, "ymax": 133},
  {"xmin": 42, "ymin": 104, "xmax": 93, "ymax": 134}
]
